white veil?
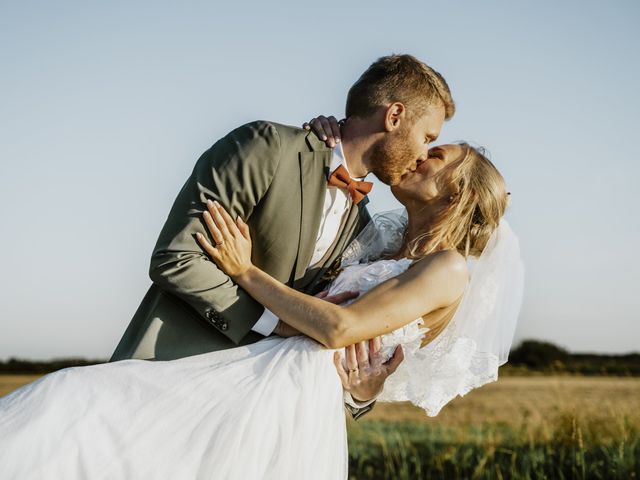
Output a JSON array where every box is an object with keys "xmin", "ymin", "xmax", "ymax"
[{"xmin": 341, "ymin": 209, "xmax": 525, "ymax": 416}]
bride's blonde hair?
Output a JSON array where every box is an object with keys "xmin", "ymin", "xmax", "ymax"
[
  {"xmin": 407, "ymin": 143, "xmax": 509, "ymax": 258},
  {"xmin": 410, "ymin": 143, "xmax": 510, "ymax": 346}
]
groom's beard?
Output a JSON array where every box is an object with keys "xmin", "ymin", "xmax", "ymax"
[{"xmin": 369, "ymin": 129, "xmax": 416, "ymax": 186}]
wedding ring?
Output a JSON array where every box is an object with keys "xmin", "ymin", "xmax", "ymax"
[
  {"xmin": 216, "ymin": 240, "xmax": 225, "ymax": 247},
  {"xmin": 348, "ymin": 368, "xmax": 358, "ymax": 373}
]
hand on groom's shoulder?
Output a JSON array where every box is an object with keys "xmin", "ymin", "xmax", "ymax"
[{"xmin": 209, "ymin": 120, "xmax": 320, "ymax": 158}]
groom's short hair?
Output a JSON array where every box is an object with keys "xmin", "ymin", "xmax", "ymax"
[{"xmin": 346, "ymin": 54, "xmax": 455, "ymax": 121}]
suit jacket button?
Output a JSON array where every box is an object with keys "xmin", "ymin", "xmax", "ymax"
[{"xmin": 220, "ymin": 322, "xmax": 228, "ymax": 331}]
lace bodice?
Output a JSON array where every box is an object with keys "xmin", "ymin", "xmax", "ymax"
[
  {"xmin": 325, "ymin": 258, "xmax": 426, "ymax": 363},
  {"xmin": 325, "ymin": 256, "xmax": 498, "ymax": 417}
]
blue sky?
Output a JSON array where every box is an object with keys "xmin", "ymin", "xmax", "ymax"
[{"xmin": 1, "ymin": 0, "xmax": 638, "ymax": 359}]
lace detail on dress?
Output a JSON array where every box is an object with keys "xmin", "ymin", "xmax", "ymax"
[
  {"xmin": 322, "ymin": 213, "xmax": 523, "ymax": 418},
  {"xmin": 325, "ymin": 254, "xmax": 501, "ymax": 417},
  {"xmin": 377, "ymin": 332, "xmax": 499, "ymax": 416},
  {"xmin": 339, "ymin": 209, "xmax": 407, "ymax": 267},
  {"xmin": 326, "ymin": 257, "xmax": 426, "ymax": 363},
  {"xmin": 327, "ymin": 257, "xmax": 412, "ymax": 299}
]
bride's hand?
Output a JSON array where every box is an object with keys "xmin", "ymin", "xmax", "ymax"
[
  {"xmin": 196, "ymin": 200, "xmax": 253, "ymax": 277},
  {"xmin": 302, "ymin": 115, "xmax": 343, "ymax": 148}
]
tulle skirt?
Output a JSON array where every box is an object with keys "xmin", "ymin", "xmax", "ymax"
[{"xmin": 0, "ymin": 336, "xmax": 348, "ymax": 479}]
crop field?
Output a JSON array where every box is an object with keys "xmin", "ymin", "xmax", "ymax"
[{"xmin": 2, "ymin": 375, "xmax": 639, "ymax": 479}]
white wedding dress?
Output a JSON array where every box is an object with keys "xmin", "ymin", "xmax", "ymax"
[{"xmin": 0, "ymin": 258, "xmax": 425, "ymax": 480}]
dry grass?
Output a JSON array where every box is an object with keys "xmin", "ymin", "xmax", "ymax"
[
  {"xmin": 347, "ymin": 376, "xmax": 640, "ymax": 479},
  {"xmin": 0, "ymin": 374, "xmax": 42, "ymax": 397},
  {"xmin": 356, "ymin": 376, "xmax": 640, "ymax": 443}
]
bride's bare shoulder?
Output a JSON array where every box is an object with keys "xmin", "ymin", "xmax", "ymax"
[
  {"xmin": 409, "ymin": 249, "xmax": 467, "ymax": 273},
  {"xmin": 408, "ymin": 250, "xmax": 468, "ymax": 302}
]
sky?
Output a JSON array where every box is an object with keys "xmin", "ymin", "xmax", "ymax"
[{"xmin": 1, "ymin": 0, "xmax": 638, "ymax": 360}]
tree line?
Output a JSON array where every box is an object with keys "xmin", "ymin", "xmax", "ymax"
[
  {"xmin": 507, "ymin": 340, "xmax": 640, "ymax": 376},
  {"xmin": 1, "ymin": 340, "xmax": 639, "ymax": 375}
]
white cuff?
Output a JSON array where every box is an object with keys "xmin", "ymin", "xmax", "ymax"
[
  {"xmin": 251, "ymin": 308, "xmax": 279, "ymax": 336},
  {"xmin": 343, "ymin": 390, "xmax": 377, "ymax": 409}
]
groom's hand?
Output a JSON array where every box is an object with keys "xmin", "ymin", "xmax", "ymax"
[
  {"xmin": 333, "ymin": 338, "xmax": 405, "ymax": 403},
  {"xmin": 273, "ymin": 320, "xmax": 302, "ymax": 337},
  {"xmin": 315, "ymin": 290, "xmax": 360, "ymax": 305}
]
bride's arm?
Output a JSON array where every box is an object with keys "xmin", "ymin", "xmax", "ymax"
[{"xmin": 197, "ymin": 201, "xmax": 468, "ymax": 349}]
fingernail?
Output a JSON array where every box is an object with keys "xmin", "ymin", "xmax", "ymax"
[
  {"xmin": 335, "ymin": 138, "xmax": 341, "ymax": 143},
  {"xmin": 321, "ymin": 135, "xmax": 327, "ymax": 141},
  {"xmin": 207, "ymin": 199, "xmax": 213, "ymax": 207},
  {"xmin": 213, "ymin": 200, "xmax": 220, "ymax": 208}
]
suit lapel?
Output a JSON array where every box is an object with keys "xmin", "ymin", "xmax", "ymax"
[
  {"xmin": 292, "ymin": 149, "xmax": 332, "ymax": 285},
  {"xmin": 290, "ymin": 131, "xmax": 371, "ymax": 291}
]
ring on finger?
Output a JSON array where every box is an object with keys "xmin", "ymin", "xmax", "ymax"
[
  {"xmin": 348, "ymin": 368, "xmax": 359, "ymax": 373},
  {"xmin": 215, "ymin": 240, "xmax": 225, "ymax": 247}
]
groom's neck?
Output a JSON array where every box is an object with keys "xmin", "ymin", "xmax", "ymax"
[{"xmin": 340, "ymin": 118, "xmax": 378, "ymax": 178}]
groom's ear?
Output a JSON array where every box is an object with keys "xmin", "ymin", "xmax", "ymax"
[{"xmin": 384, "ymin": 102, "xmax": 407, "ymax": 132}]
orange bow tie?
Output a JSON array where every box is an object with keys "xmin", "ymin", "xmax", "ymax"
[{"xmin": 327, "ymin": 164, "xmax": 373, "ymax": 205}]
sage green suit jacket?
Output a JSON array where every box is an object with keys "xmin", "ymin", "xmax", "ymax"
[{"xmin": 109, "ymin": 121, "xmax": 373, "ymax": 418}]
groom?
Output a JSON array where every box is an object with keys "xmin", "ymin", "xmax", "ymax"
[{"xmin": 110, "ymin": 54, "xmax": 455, "ymax": 419}]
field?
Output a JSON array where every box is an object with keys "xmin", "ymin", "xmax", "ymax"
[
  {"xmin": 348, "ymin": 376, "xmax": 640, "ymax": 479},
  {"xmin": 2, "ymin": 375, "xmax": 639, "ymax": 479},
  {"xmin": 0, "ymin": 375, "xmax": 43, "ymax": 397}
]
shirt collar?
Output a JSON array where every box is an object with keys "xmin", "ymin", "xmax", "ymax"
[{"xmin": 330, "ymin": 142, "xmax": 366, "ymax": 181}]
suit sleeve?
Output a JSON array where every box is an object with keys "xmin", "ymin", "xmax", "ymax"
[
  {"xmin": 149, "ymin": 121, "xmax": 281, "ymax": 344},
  {"xmin": 344, "ymin": 401, "xmax": 376, "ymax": 421}
]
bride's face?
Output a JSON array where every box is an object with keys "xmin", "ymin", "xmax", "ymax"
[{"xmin": 391, "ymin": 144, "xmax": 466, "ymax": 203}]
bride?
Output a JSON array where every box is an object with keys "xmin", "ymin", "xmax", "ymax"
[{"xmin": 0, "ymin": 128, "xmax": 523, "ymax": 478}]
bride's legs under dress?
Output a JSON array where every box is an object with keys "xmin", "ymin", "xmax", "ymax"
[{"xmin": 0, "ymin": 336, "xmax": 348, "ymax": 479}]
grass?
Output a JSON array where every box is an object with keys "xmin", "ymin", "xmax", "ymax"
[
  {"xmin": 3, "ymin": 375, "xmax": 639, "ymax": 478},
  {"xmin": 0, "ymin": 374, "xmax": 42, "ymax": 397},
  {"xmin": 347, "ymin": 376, "xmax": 640, "ymax": 479}
]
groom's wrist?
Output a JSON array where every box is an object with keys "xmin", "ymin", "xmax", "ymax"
[
  {"xmin": 273, "ymin": 320, "xmax": 283, "ymax": 337},
  {"xmin": 344, "ymin": 391, "xmax": 377, "ymax": 408},
  {"xmin": 349, "ymin": 386, "xmax": 382, "ymax": 404}
]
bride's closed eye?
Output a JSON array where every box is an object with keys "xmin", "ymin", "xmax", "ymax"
[{"xmin": 428, "ymin": 147, "xmax": 444, "ymax": 160}]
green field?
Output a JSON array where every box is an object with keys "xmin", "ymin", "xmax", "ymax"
[{"xmin": 3, "ymin": 375, "xmax": 639, "ymax": 479}]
